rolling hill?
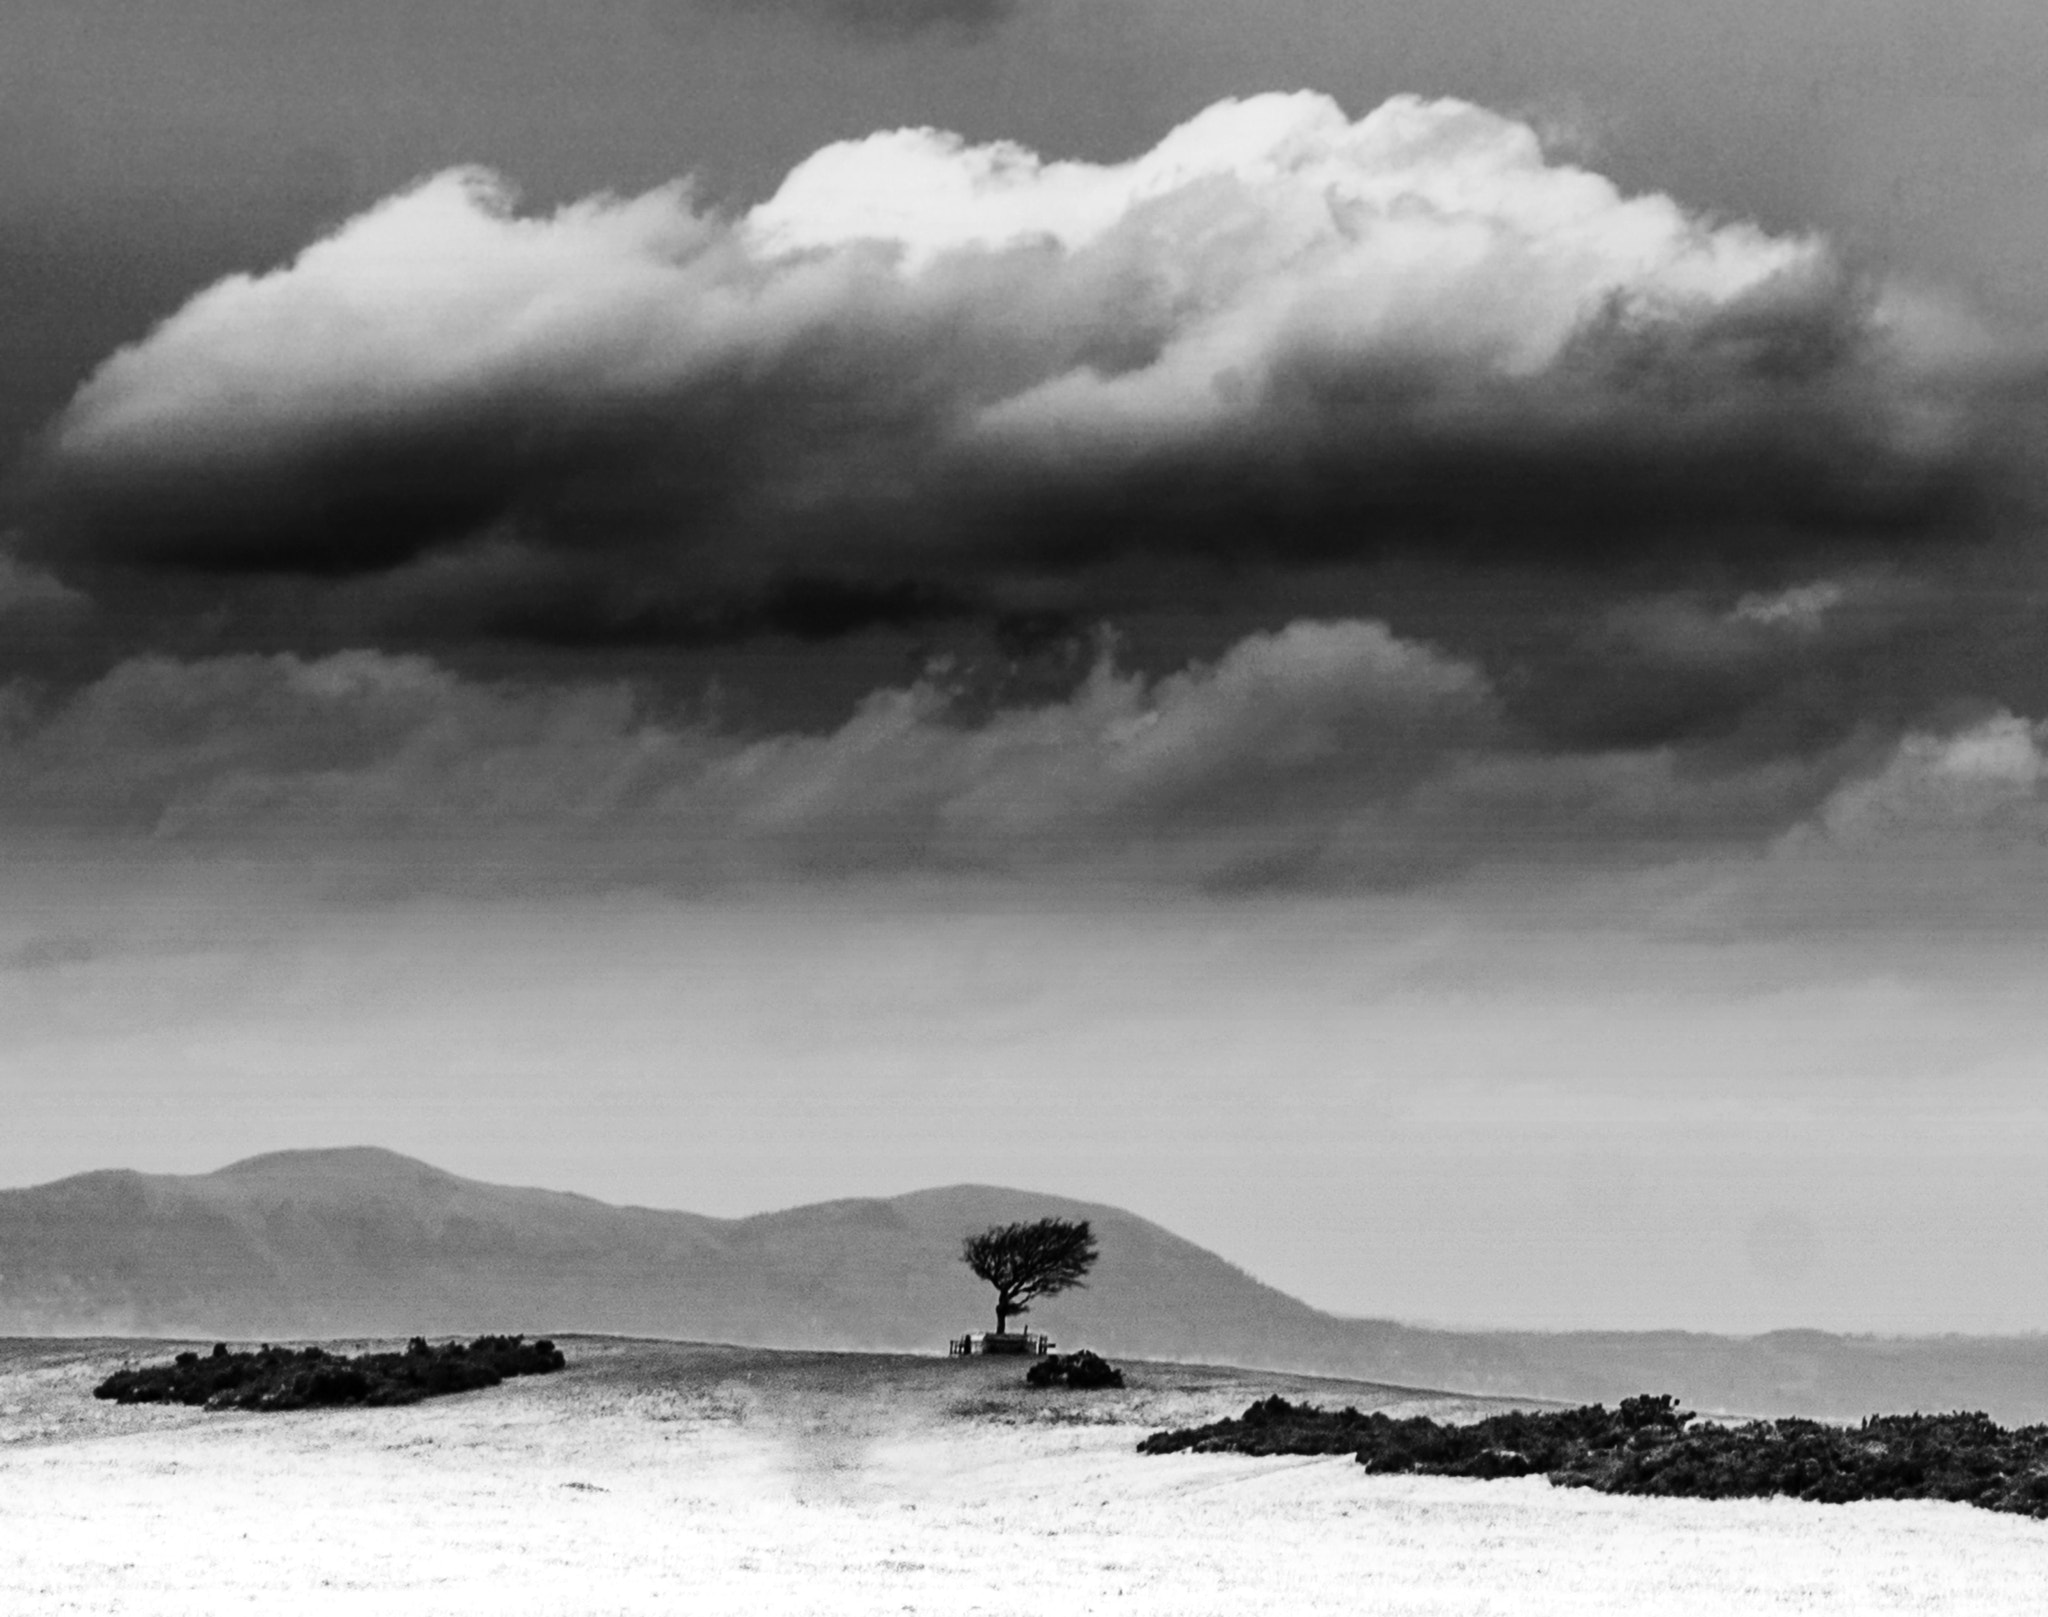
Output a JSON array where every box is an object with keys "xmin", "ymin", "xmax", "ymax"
[{"xmin": 6, "ymin": 1147, "xmax": 2048, "ymax": 1421}]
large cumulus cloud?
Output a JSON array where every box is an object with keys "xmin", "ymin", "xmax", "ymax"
[{"xmin": 35, "ymin": 92, "xmax": 1981, "ymax": 649}]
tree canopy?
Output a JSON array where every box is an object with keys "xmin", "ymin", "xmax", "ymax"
[{"xmin": 960, "ymin": 1216, "xmax": 1099, "ymax": 1335}]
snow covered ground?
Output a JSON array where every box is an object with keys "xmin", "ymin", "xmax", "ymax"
[{"xmin": 4, "ymin": 1337, "xmax": 2045, "ymax": 1615}]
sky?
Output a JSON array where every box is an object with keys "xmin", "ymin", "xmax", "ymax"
[{"xmin": 5, "ymin": 0, "xmax": 2048, "ymax": 1335}]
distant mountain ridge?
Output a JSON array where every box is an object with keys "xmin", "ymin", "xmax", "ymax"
[{"xmin": 7, "ymin": 1147, "xmax": 2048, "ymax": 1422}]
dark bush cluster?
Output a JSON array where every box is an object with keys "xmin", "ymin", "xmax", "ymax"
[
  {"xmin": 1138, "ymin": 1392, "xmax": 1388, "ymax": 1458},
  {"xmin": 1551, "ymin": 1409, "xmax": 2048, "ymax": 1514},
  {"xmin": 93, "ymin": 1335, "xmax": 566, "ymax": 1412},
  {"xmin": 1139, "ymin": 1393, "xmax": 2048, "ymax": 1518},
  {"xmin": 1024, "ymin": 1350, "xmax": 1125, "ymax": 1390}
]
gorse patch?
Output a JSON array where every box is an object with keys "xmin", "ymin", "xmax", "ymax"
[
  {"xmin": 1140, "ymin": 1394, "xmax": 2048, "ymax": 1518},
  {"xmin": 93, "ymin": 1335, "xmax": 566, "ymax": 1411}
]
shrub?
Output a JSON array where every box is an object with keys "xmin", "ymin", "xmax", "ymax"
[
  {"xmin": 1138, "ymin": 1394, "xmax": 1369, "ymax": 1456},
  {"xmin": 93, "ymin": 1335, "xmax": 566, "ymax": 1411},
  {"xmin": 1024, "ymin": 1350, "xmax": 1125, "ymax": 1390},
  {"xmin": 1139, "ymin": 1394, "xmax": 2048, "ymax": 1519}
]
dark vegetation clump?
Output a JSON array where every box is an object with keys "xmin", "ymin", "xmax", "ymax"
[
  {"xmin": 1139, "ymin": 1393, "xmax": 2048, "ymax": 1517},
  {"xmin": 1024, "ymin": 1350, "xmax": 1125, "ymax": 1390},
  {"xmin": 93, "ymin": 1335, "xmax": 566, "ymax": 1412}
]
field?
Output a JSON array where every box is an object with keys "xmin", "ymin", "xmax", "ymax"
[{"xmin": 4, "ymin": 1336, "xmax": 2046, "ymax": 1614}]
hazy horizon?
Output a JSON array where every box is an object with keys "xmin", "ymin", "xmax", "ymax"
[{"xmin": 7, "ymin": 3, "xmax": 2048, "ymax": 1343}]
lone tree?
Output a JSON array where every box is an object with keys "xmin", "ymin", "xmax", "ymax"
[{"xmin": 960, "ymin": 1217, "xmax": 1099, "ymax": 1335}]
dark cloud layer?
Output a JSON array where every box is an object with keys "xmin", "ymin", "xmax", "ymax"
[
  {"xmin": 0, "ymin": 626, "xmax": 1831, "ymax": 887},
  {"xmin": 3, "ymin": 617, "xmax": 2030, "ymax": 900},
  {"xmin": 12, "ymin": 92, "xmax": 2048, "ymax": 894}
]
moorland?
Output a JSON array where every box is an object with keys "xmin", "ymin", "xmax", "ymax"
[{"xmin": 5, "ymin": 1334, "xmax": 2046, "ymax": 1615}]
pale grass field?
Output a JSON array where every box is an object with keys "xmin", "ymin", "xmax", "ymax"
[{"xmin": 3, "ymin": 1337, "xmax": 2045, "ymax": 1615}]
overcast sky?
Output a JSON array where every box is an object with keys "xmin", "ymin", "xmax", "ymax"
[{"xmin": 6, "ymin": 0, "xmax": 2048, "ymax": 1334}]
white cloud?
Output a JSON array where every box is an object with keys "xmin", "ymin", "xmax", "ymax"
[{"xmin": 56, "ymin": 171, "xmax": 727, "ymax": 463}]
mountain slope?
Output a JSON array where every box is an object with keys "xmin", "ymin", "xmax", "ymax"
[{"xmin": 6, "ymin": 1148, "xmax": 2048, "ymax": 1421}]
